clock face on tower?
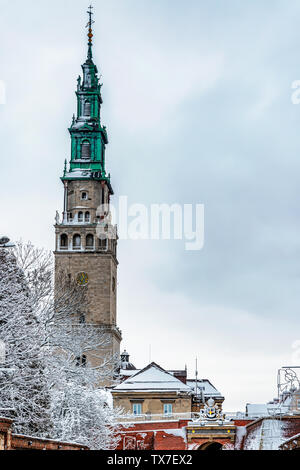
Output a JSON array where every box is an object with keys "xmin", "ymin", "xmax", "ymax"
[{"xmin": 77, "ymin": 272, "xmax": 89, "ymax": 286}]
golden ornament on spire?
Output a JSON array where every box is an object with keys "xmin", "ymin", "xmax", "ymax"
[{"xmin": 86, "ymin": 5, "xmax": 94, "ymax": 45}]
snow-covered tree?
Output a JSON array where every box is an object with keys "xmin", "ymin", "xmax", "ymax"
[
  {"xmin": 0, "ymin": 247, "xmax": 52, "ymax": 436},
  {"xmin": 51, "ymin": 380, "xmax": 122, "ymax": 449},
  {"xmin": 0, "ymin": 241, "xmax": 123, "ymax": 448}
]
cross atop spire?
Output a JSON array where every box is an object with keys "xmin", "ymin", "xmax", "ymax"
[{"xmin": 86, "ymin": 5, "xmax": 95, "ymax": 61}]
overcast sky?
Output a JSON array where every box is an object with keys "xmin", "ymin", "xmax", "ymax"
[{"xmin": 1, "ymin": 0, "xmax": 300, "ymax": 410}]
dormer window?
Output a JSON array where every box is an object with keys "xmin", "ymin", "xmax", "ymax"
[{"xmin": 81, "ymin": 140, "xmax": 91, "ymax": 159}]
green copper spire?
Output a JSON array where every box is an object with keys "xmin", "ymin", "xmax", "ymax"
[{"xmin": 62, "ymin": 7, "xmax": 112, "ymax": 192}]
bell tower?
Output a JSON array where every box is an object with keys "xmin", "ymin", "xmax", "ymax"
[{"xmin": 54, "ymin": 7, "xmax": 122, "ymax": 366}]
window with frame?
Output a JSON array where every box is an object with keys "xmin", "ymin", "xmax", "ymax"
[
  {"xmin": 132, "ymin": 403, "xmax": 142, "ymax": 416},
  {"xmin": 163, "ymin": 403, "xmax": 173, "ymax": 415}
]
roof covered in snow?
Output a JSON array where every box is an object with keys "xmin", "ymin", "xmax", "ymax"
[
  {"xmin": 246, "ymin": 398, "xmax": 292, "ymax": 418},
  {"xmin": 242, "ymin": 418, "xmax": 288, "ymax": 450},
  {"xmin": 64, "ymin": 169, "xmax": 92, "ymax": 179},
  {"xmin": 186, "ymin": 379, "xmax": 223, "ymax": 398},
  {"xmin": 113, "ymin": 363, "xmax": 191, "ymax": 393}
]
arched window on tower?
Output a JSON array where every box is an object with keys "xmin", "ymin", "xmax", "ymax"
[
  {"xmin": 84, "ymin": 100, "xmax": 91, "ymax": 117},
  {"xmin": 73, "ymin": 234, "xmax": 81, "ymax": 250},
  {"xmin": 81, "ymin": 140, "xmax": 91, "ymax": 160},
  {"xmin": 99, "ymin": 237, "xmax": 108, "ymax": 251},
  {"xmin": 60, "ymin": 234, "xmax": 68, "ymax": 250},
  {"xmin": 78, "ymin": 212, "xmax": 84, "ymax": 223},
  {"xmin": 85, "ymin": 212, "xmax": 90, "ymax": 223},
  {"xmin": 86, "ymin": 234, "xmax": 94, "ymax": 249}
]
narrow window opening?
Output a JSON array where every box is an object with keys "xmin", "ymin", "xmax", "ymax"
[
  {"xmin": 163, "ymin": 404, "xmax": 173, "ymax": 416},
  {"xmin": 73, "ymin": 234, "xmax": 81, "ymax": 250},
  {"xmin": 60, "ymin": 234, "xmax": 68, "ymax": 249},
  {"xmin": 84, "ymin": 100, "xmax": 91, "ymax": 116},
  {"xmin": 86, "ymin": 234, "xmax": 94, "ymax": 249},
  {"xmin": 81, "ymin": 140, "xmax": 91, "ymax": 159},
  {"xmin": 99, "ymin": 238, "xmax": 108, "ymax": 251},
  {"xmin": 132, "ymin": 403, "xmax": 142, "ymax": 416}
]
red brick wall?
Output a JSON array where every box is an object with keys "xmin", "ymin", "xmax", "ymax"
[
  {"xmin": 123, "ymin": 420, "xmax": 189, "ymax": 432},
  {"xmin": 233, "ymin": 419, "xmax": 254, "ymax": 427},
  {"xmin": 0, "ymin": 418, "xmax": 88, "ymax": 451},
  {"xmin": 117, "ymin": 432, "xmax": 154, "ymax": 450},
  {"xmin": 11, "ymin": 435, "xmax": 88, "ymax": 451},
  {"xmin": 154, "ymin": 431, "xmax": 186, "ymax": 450},
  {"xmin": 116, "ymin": 420, "xmax": 188, "ymax": 450},
  {"xmin": 116, "ymin": 420, "xmax": 238, "ymax": 451},
  {"xmin": 281, "ymin": 417, "xmax": 300, "ymax": 440}
]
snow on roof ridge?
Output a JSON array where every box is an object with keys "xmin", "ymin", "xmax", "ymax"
[
  {"xmin": 114, "ymin": 362, "xmax": 191, "ymax": 391},
  {"xmin": 122, "ymin": 362, "xmax": 182, "ymax": 382}
]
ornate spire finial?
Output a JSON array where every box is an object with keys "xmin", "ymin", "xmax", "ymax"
[{"xmin": 86, "ymin": 5, "xmax": 95, "ymax": 60}]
